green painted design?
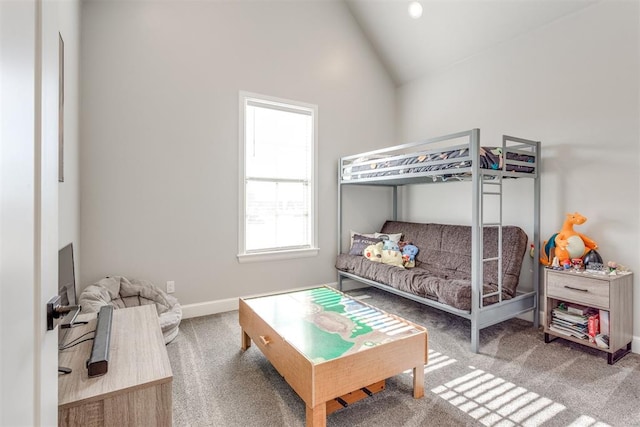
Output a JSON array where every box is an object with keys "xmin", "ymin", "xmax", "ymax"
[
  {"xmin": 246, "ymin": 287, "xmax": 421, "ymax": 363},
  {"xmin": 311, "ymin": 288, "xmax": 345, "ymax": 314},
  {"xmin": 348, "ymin": 320, "xmax": 373, "ymax": 339},
  {"xmin": 298, "ymin": 321, "xmax": 354, "ymax": 361},
  {"xmin": 309, "ymin": 288, "xmax": 373, "ymax": 339}
]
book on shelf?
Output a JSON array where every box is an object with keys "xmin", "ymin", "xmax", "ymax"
[
  {"xmin": 552, "ymin": 318, "xmax": 585, "ymax": 329},
  {"xmin": 565, "ymin": 302, "xmax": 590, "ymax": 316},
  {"xmin": 549, "ymin": 324, "xmax": 588, "ymax": 340},
  {"xmin": 549, "ymin": 302, "xmax": 604, "ymax": 343},
  {"xmin": 587, "ymin": 313, "xmax": 599, "ymax": 343},
  {"xmin": 599, "ymin": 309, "xmax": 610, "ymax": 336},
  {"xmin": 551, "ymin": 307, "xmax": 588, "ymax": 325}
]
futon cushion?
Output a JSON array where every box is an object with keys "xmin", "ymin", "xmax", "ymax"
[{"xmin": 336, "ymin": 221, "xmax": 528, "ymax": 311}]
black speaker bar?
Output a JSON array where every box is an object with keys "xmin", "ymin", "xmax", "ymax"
[{"xmin": 86, "ymin": 305, "xmax": 113, "ymax": 377}]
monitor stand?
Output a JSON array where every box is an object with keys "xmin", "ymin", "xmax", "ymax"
[
  {"xmin": 60, "ymin": 307, "xmax": 85, "ymax": 329},
  {"xmin": 58, "ymin": 308, "xmax": 87, "ymax": 376}
]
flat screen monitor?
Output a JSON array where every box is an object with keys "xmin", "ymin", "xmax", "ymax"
[{"xmin": 58, "ymin": 243, "xmax": 81, "ymax": 328}]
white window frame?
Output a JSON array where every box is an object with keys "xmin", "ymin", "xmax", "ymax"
[{"xmin": 237, "ymin": 91, "xmax": 319, "ymax": 263}]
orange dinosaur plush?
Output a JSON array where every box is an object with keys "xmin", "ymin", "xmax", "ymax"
[{"xmin": 540, "ymin": 212, "xmax": 598, "ymax": 266}]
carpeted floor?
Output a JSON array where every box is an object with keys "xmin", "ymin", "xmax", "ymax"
[{"xmin": 166, "ymin": 287, "xmax": 640, "ymax": 426}]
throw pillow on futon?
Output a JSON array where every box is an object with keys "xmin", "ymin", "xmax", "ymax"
[
  {"xmin": 349, "ymin": 230, "xmax": 376, "ymax": 248},
  {"xmin": 375, "ymin": 232, "xmax": 403, "ymax": 243},
  {"xmin": 350, "ymin": 231, "xmax": 402, "ymax": 247},
  {"xmin": 349, "ymin": 234, "xmax": 383, "ymax": 256}
]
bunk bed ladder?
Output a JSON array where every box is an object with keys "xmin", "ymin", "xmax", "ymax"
[
  {"xmin": 471, "ymin": 128, "xmax": 505, "ymax": 353},
  {"xmin": 471, "ymin": 172, "xmax": 504, "ymax": 353},
  {"xmin": 480, "ymin": 175, "xmax": 504, "ymax": 305}
]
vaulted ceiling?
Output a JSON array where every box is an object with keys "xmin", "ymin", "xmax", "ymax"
[{"xmin": 345, "ymin": 0, "xmax": 599, "ymax": 86}]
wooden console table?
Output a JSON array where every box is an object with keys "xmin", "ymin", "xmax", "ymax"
[{"xmin": 58, "ymin": 304, "xmax": 173, "ymax": 426}]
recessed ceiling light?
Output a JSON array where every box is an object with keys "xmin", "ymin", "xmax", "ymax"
[{"xmin": 408, "ymin": 1, "xmax": 423, "ymax": 19}]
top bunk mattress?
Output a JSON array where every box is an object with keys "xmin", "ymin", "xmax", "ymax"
[{"xmin": 341, "ymin": 140, "xmax": 538, "ymax": 184}]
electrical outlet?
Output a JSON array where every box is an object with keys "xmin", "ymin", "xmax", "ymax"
[{"xmin": 166, "ymin": 281, "xmax": 175, "ymax": 293}]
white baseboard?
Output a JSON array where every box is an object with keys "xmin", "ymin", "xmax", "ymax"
[
  {"xmin": 181, "ymin": 298, "xmax": 239, "ymax": 319},
  {"xmin": 181, "ymin": 281, "xmax": 361, "ymax": 319}
]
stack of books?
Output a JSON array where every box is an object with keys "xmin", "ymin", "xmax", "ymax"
[{"xmin": 549, "ymin": 303, "xmax": 598, "ymax": 341}]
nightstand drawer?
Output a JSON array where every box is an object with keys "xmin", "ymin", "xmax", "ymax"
[{"xmin": 546, "ymin": 272, "xmax": 609, "ymax": 308}]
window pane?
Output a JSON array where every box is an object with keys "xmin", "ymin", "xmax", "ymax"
[
  {"xmin": 241, "ymin": 93, "xmax": 316, "ymax": 257},
  {"xmin": 245, "ymin": 104, "xmax": 311, "ymax": 181},
  {"xmin": 246, "ymin": 180, "xmax": 309, "ymax": 251}
]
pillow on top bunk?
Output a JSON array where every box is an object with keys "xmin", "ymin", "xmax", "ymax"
[{"xmin": 349, "ymin": 234, "xmax": 383, "ymax": 256}]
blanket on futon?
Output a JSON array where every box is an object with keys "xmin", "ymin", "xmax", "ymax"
[{"xmin": 336, "ymin": 221, "xmax": 528, "ymax": 311}]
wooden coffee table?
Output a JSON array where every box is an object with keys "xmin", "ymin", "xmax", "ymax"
[{"xmin": 239, "ymin": 286, "xmax": 428, "ymax": 427}]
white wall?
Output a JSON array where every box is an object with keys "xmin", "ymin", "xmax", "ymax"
[
  {"xmin": 58, "ymin": 1, "xmax": 81, "ymax": 280},
  {"xmin": 80, "ymin": 1, "xmax": 396, "ymax": 305},
  {"xmin": 397, "ymin": 2, "xmax": 640, "ymax": 340}
]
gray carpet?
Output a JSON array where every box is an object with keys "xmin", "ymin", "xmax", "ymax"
[{"xmin": 166, "ymin": 287, "xmax": 640, "ymax": 426}]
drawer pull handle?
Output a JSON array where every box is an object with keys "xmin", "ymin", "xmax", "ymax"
[
  {"xmin": 564, "ymin": 286, "xmax": 588, "ymax": 292},
  {"xmin": 259, "ymin": 335, "xmax": 271, "ymax": 345}
]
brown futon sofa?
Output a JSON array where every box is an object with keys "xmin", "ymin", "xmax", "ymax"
[{"xmin": 335, "ymin": 221, "xmax": 528, "ymax": 311}]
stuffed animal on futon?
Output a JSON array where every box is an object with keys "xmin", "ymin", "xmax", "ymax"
[
  {"xmin": 402, "ymin": 244, "xmax": 419, "ymax": 268},
  {"xmin": 382, "ymin": 240, "xmax": 399, "ymax": 252},
  {"xmin": 364, "ymin": 242, "xmax": 383, "ymax": 263},
  {"xmin": 381, "ymin": 239, "xmax": 404, "ymax": 267},
  {"xmin": 540, "ymin": 212, "xmax": 598, "ymax": 266},
  {"xmin": 364, "ymin": 241, "xmax": 404, "ymax": 267}
]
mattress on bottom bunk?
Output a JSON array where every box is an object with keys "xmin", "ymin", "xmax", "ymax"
[
  {"xmin": 335, "ymin": 221, "xmax": 529, "ymax": 311},
  {"xmin": 344, "ymin": 146, "xmax": 534, "ymax": 180},
  {"xmin": 335, "ymin": 254, "xmax": 510, "ymax": 311}
]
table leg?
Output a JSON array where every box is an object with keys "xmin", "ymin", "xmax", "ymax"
[
  {"xmin": 241, "ymin": 328, "xmax": 251, "ymax": 351},
  {"xmin": 413, "ymin": 364, "xmax": 424, "ymax": 398},
  {"xmin": 306, "ymin": 402, "xmax": 326, "ymax": 427}
]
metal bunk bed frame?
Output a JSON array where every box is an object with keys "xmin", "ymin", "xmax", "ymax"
[{"xmin": 337, "ymin": 128, "xmax": 541, "ymax": 353}]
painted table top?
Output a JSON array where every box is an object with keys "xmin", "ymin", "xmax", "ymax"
[{"xmin": 243, "ymin": 286, "xmax": 424, "ymax": 364}]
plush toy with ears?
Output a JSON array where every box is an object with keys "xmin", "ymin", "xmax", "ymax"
[
  {"xmin": 382, "ymin": 240, "xmax": 400, "ymax": 252},
  {"xmin": 364, "ymin": 241, "xmax": 404, "ymax": 268},
  {"xmin": 364, "ymin": 242, "xmax": 383, "ymax": 263},
  {"xmin": 540, "ymin": 212, "xmax": 598, "ymax": 266},
  {"xmin": 402, "ymin": 244, "xmax": 419, "ymax": 268}
]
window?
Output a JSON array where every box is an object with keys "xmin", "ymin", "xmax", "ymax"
[{"xmin": 238, "ymin": 92, "xmax": 318, "ymax": 262}]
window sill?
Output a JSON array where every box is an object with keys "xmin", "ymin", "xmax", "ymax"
[{"xmin": 237, "ymin": 247, "xmax": 320, "ymax": 264}]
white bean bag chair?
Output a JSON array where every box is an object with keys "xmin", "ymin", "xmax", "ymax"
[{"xmin": 79, "ymin": 276, "xmax": 182, "ymax": 344}]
